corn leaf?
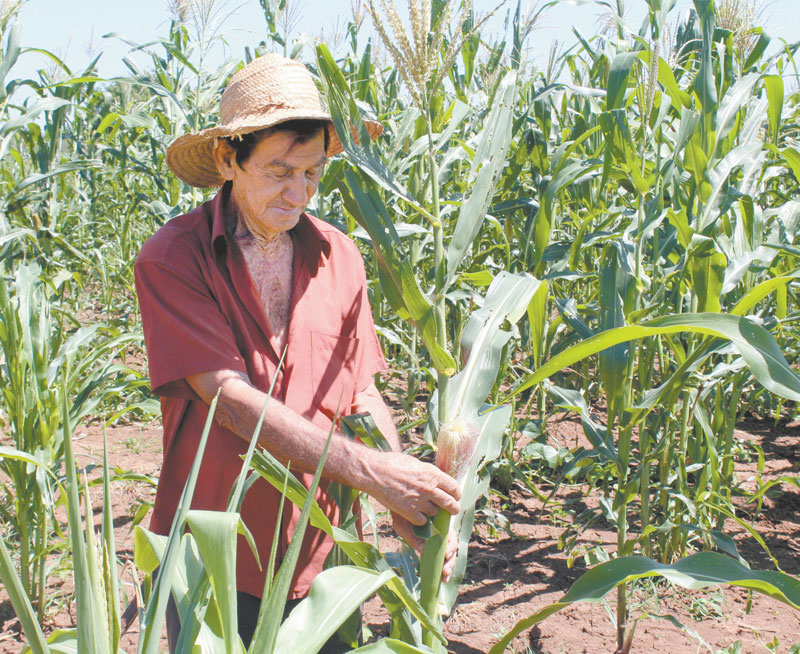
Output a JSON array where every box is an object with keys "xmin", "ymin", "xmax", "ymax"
[
  {"xmin": 606, "ymin": 52, "xmax": 638, "ymax": 111},
  {"xmin": 445, "ymin": 71, "xmax": 517, "ymax": 285},
  {"xmin": 508, "ymin": 313, "xmax": 800, "ymax": 401},
  {"xmin": 274, "ymin": 567, "xmax": 396, "ymax": 654},
  {"xmin": 249, "ymin": 448, "xmax": 443, "ymax": 643},
  {"xmin": 764, "ymin": 75, "xmax": 784, "ymax": 143},
  {"xmin": 490, "ymin": 552, "xmax": 800, "ymax": 654},
  {"xmin": 0, "ymin": 535, "xmax": 50, "ymax": 654},
  {"xmin": 185, "ymin": 511, "xmax": 252, "ymax": 654},
  {"xmin": 449, "ymin": 271, "xmax": 543, "ymax": 417},
  {"xmin": 348, "ymin": 639, "xmax": 432, "ymax": 653},
  {"xmin": 138, "ymin": 392, "xmax": 220, "ymax": 654}
]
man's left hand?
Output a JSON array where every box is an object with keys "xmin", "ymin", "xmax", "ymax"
[{"xmin": 391, "ymin": 511, "xmax": 459, "ymax": 582}]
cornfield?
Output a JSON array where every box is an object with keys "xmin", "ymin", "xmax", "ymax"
[{"xmin": 1, "ymin": 0, "xmax": 800, "ymax": 652}]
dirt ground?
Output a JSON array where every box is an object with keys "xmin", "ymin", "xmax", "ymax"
[{"xmin": 1, "ymin": 413, "xmax": 799, "ymax": 654}]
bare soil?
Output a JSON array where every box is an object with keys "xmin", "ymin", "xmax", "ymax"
[{"xmin": 1, "ymin": 414, "xmax": 799, "ymax": 654}]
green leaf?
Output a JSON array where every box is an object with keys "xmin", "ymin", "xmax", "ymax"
[
  {"xmin": 249, "ymin": 452, "xmax": 442, "ymax": 643},
  {"xmin": 490, "ymin": 552, "xmax": 800, "ymax": 653},
  {"xmin": 347, "ymin": 639, "xmax": 432, "ymax": 654},
  {"xmin": 249, "ymin": 428, "xmax": 335, "ymax": 653},
  {"xmin": 0, "ymin": 536, "xmax": 50, "ymax": 654},
  {"xmin": 185, "ymin": 511, "xmax": 251, "ymax": 654},
  {"xmin": 599, "ymin": 110, "xmax": 648, "ymax": 194},
  {"xmin": 139, "ymin": 392, "xmax": 221, "ymax": 654},
  {"xmin": 339, "ymin": 168, "xmax": 456, "ymax": 375},
  {"xmin": 606, "ymin": 52, "xmax": 638, "ymax": 111},
  {"xmin": 597, "ymin": 245, "xmax": 630, "ymax": 402},
  {"xmin": 133, "ymin": 527, "xmax": 166, "ymax": 575},
  {"xmin": 686, "ymin": 235, "xmax": 727, "ymax": 313},
  {"xmin": 274, "ymin": 567, "xmax": 395, "ymax": 654},
  {"xmin": 764, "ymin": 75, "xmax": 784, "ymax": 143},
  {"xmin": 508, "ymin": 313, "xmax": 800, "ymax": 402},
  {"xmin": 449, "ymin": 272, "xmax": 543, "ymax": 417},
  {"xmin": 445, "ymin": 72, "xmax": 517, "ymax": 283}
]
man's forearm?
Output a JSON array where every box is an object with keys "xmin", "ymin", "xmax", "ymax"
[
  {"xmin": 188, "ymin": 369, "xmax": 379, "ymax": 489},
  {"xmin": 186, "ymin": 369, "xmax": 461, "ymax": 526}
]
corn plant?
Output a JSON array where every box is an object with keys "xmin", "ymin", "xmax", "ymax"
[
  {"xmin": 311, "ymin": 1, "xmax": 552, "ymax": 646},
  {"xmin": 0, "ymin": 262, "xmax": 137, "ymax": 619}
]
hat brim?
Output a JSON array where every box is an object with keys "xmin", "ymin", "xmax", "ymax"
[{"xmin": 166, "ymin": 111, "xmax": 383, "ymax": 188}]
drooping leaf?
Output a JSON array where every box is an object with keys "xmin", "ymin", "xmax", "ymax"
[
  {"xmin": 490, "ymin": 552, "xmax": 800, "ymax": 653},
  {"xmin": 508, "ymin": 313, "xmax": 800, "ymax": 402}
]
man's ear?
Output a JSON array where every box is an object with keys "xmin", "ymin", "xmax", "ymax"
[{"xmin": 212, "ymin": 139, "xmax": 236, "ymax": 181}]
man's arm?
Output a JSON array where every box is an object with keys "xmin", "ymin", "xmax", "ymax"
[
  {"xmin": 353, "ymin": 382, "xmax": 458, "ymax": 580},
  {"xmin": 186, "ymin": 369, "xmax": 461, "ymax": 527}
]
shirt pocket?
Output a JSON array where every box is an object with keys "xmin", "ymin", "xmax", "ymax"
[{"xmin": 310, "ymin": 331, "xmax": 360, "ymax": 419}]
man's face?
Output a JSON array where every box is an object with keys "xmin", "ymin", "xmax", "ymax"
[{"xmin": 220, "ymin": 129, "xmax": 327, "ymax": 239}]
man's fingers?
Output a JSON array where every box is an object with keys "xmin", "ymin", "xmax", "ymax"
[
  {"xmin": 432, "ymin": 486, "xmax": 461, "ymax": 515},
  {"xmin": 407, "ymin": 510, "xmax": 429, "ymax": 526},
  {"xmin": 436, "ymin": 469, "xmax": 462, "ymax": 501}
]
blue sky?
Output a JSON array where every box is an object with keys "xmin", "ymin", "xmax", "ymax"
[{"xmin": 11, "ymin": 0, "xmax": 800, "ymax": 81}]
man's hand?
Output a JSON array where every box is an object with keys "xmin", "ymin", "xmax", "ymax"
[
  {"xmin": 360, "ymin": 450, "xmax": 461, "ymax": 526},
  {"xmin": 391, "ymin": 512, "xmax": 459, "ymax": 582}
]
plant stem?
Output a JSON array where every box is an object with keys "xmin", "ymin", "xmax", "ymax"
[
  {"xmin": 419, "ymin": 508, "xmax": 451, "ymax": 652},
  {"xmin": 425, "ymin": 112, "xmax": 450, "ymax": 425}
]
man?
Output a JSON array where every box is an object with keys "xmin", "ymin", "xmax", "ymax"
[{"xmin": 134, "ymin": 53, "xmax": 461, "ymax": 651}]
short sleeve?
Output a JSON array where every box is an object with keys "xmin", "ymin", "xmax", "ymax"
[
  {"xmin": 135, "ymin": 256, "xmax": 247, "ymax": 398},
  {"xmin": 352, "ymin": 249, "xmax": 386, "ymax": 394}
]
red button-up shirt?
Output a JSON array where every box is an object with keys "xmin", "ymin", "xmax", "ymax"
[{"xmin": 134, "ymin": 183, "xmax": 385, "ymax": 598}]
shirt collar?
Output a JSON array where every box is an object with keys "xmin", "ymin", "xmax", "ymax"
[{"xmin": 210, "ymin": 182, "xmax": 332, "ymax": 269}]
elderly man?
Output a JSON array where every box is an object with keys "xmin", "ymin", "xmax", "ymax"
[{"xmin": 134, "ymin": 53, "xmax": 460, "ymax": 651}]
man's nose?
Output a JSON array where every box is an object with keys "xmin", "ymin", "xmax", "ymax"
[{"xmin": 283, "ymin": 174, "xmax": 307, "ymax": 206}]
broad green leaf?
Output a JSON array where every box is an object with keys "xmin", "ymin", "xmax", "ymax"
[
  {"xmin": 546, "ymin": 384, "xmax": 617, "ymax": 464},
  {"xmin": 730, "ymin": 271, "xmax": 800, "ymax": 315},
  {"xmin": 686, "ymin": 235, "xmax": 727, "ymax": 312},
  {"xmin": 139, "ymin": 393, "xmax": 220, "ymax": 654},
  {"xmin": 249, "ymin": 429, "xmax": 335, "ymax": 653},
  {"xmin": 508, "ymin": 313, "xmax": 800, "ymax": 402},
  {"xmin": 490, "ymin": 552, "xmax": 800, "ymax": 653},
  {"xmin": 599, "ymin": 110, "xmax": 648, "ymax": 194},
  {"xmin": 777, "ymin": 145, "xmax": 800, "ymax": 182},
  {"xmin": 339, "ymin": 169, "xmax": 456, "ymax": 375},
  {"xmin": 527, "ymin": 280, "xmax": 549, "ymax": 370},
  {"xmin": 597, "ymin": 245, "xmax": 630, "ymax": 405},
  {"xmin": 0, "ymin": 536, "xmax": 50, "ymax": 654},
  {"xmin": 275, "ymin": 567, "xmax": 395, "ymax": 654},
  {"xmin": 347, "ymin": 639, "xmax": 432, "ymax": 653},
  {"xmin": 9, "ymin": 159, "xmax": 102, "ymax": 197},
  {"xmin": 764, "ymin": 75, "xmax": 784, "ymax": 143},
  {"xmin": 315, "ymin": 44, "xmax": 431, "ymax": 221},
  {"xmin": 606, "ymin": 52, "xmax": 638, "ymax": 110},
  {"xmin": 133, "ymin": 527, "xmax": 167, "ymax": 574},
  {"xmin": 248, "ymin": 449, "xmax": 335, "ymax": 533},
  {"xmin": 535, "ymin": 160, "xmax": 601, "ymax": 271},
  {"xmin": 653, "ymin": 55, "xmax": 691, "ymax": 108},
  {"xmin": 250, "ymin": 450, "xmax": 442, "ymax": 642},
  {"xmin": 714, "ymin": 73, "xmax": 760, "ymax": 151},
  {"xmin": 445, "ymin": 72, "xmax": 517, "ymax": 284},
  {"xmin": 185, "ymin": 511, "xmax": 251, "ymax": 654},
  {"xmin": 449, "ymin": 272, "xmax": 543, "ymax": 417},
  {"xmin": 0, "ymin": 97, "xmax": 71, "ymax": 135}
]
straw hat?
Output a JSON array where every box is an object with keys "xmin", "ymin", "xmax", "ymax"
[{"xmin": 165, "ymin": 53, "xmax": 383, "ymax": 188}]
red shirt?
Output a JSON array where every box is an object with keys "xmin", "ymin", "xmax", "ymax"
[{"xmin": 134, "ymin": 183, "xmax": 385, "ymax": 598}]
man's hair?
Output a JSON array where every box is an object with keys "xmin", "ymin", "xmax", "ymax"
[{"xmin": 226, "ymin": 119, "xmax": 330, "ymax": 167}]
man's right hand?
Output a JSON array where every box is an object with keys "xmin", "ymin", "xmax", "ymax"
[{"xmin": 359, "ymin": 450, "xmax": 461, "ymax": 526}]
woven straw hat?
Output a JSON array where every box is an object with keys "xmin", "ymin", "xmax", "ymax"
[{"xmin": 166, "ymin": 53, "xmax": 382, "ymax": 188}]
